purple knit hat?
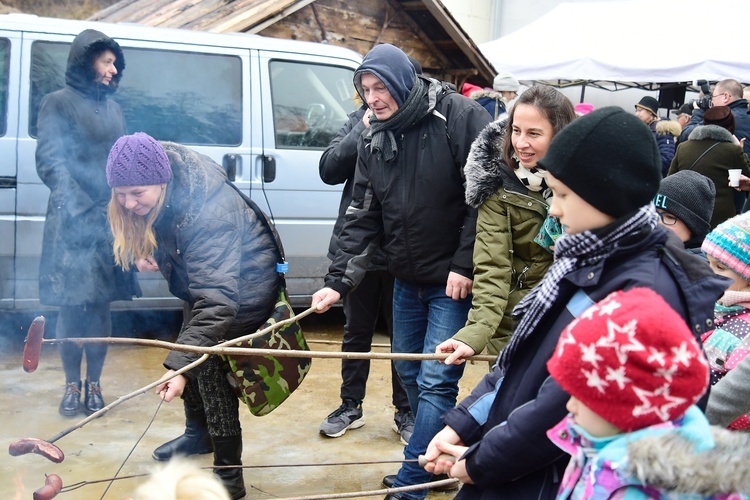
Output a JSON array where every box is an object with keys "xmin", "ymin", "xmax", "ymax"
[{"xmin": 106, "ymin": 132, "xmax": 171, "ymax": 187}]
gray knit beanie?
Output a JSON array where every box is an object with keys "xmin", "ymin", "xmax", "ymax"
[
  {"xmin": 654, "ymin": 171, "xmax": 716, "ymax": 240},
  {"xmin": 537, "ymin": 107, "xmax": 662, "ymax": 218},
  {"xmin": 493, "ymin": 71, "xmax": 519, "ymax": 92},
  {"xmin": 106, "ymin": 132, "xmax": 172, "ymax": 187}
]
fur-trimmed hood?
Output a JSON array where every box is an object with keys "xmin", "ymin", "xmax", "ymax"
[
  {"xmin": 688, "ymin": 124, "xmax": 736, "ymax": 143},
  {"xmin": 655, "ymin": 119, "xmax": 683, "ymax": 138},
  {"xmin": 464, "ymin": 119, "xmax": 521, "ymax": 207},
  {"xmin": 469, "ymin": 88, "xmax": 507, "ymax": 102},
  {"xmin": 627, "ymin": 425, "xmax": 750, "ymax": 496}
]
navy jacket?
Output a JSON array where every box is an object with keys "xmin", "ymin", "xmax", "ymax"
[{"xmin": 443, "ymin": 226, "xmax": 729, "ymax": 500}]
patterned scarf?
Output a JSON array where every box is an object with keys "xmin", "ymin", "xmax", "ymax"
[
  {"xmin": 365, "ymin": 77, "xmax": 439, "ymax": 162},
  {"xmin": 498, "ymin": 204, "xmax": 659, "ymax": 374},
  {"xmin": 514, "ymin": 165, "xmax": 550, "ymax": 201}
]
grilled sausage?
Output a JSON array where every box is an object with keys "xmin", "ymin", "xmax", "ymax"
[{"xmin": 23, "ymin": 316, "xmax": 46, "ymax": 373}]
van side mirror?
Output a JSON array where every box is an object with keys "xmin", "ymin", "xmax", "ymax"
[
  {"xmin": 263, "ymin": 155, "xmax": 276, "ymax": 183},
  {"xmin": 223, "ymin": 154, "xmax": 237, "ymax": 181}
]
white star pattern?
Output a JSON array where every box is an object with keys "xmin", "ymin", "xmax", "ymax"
[
  {"xmin": 579, "ymin": 305, "xmax": 598, "ymax": 321},
  {"xmin": 580, "ymin": 343, "xmax": 604, "ymax": 368},
  {"xmin": 647, "ymin": 347, "xmax": 666, "ymax": 366},
  {"xmin": 656, "ymin": 365, "xmax": 678, "ymax": 382},
  {"xmin": 583, "ymin": 368, "xmax": 609, "ymax": 393},
  {"xmin": 605, "ymin": 365, "xmax": 631, "ymax": 390},
  {"xmin": 556, "ymin": 329, "xmax": 577, "ymax": 358},
  {"xmin": 632, "ymin": 384, "xmax": 687, "ymax": 422},
  {"xmin": 597, "ymin": 319, "xmax": 645, "ymax": 364},
  {"xmin": 597, "ymin": 298, "xmax": 622, "ymax": 317},
  {"xmin": 671, "ymin": 342, "xmax": 695, "ymax": 367}
]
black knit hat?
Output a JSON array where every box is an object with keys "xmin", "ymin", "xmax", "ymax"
[
  {"xmin": 537, "ymin": 107, "xmax": 662, "ymax": 218},
  {"xmin": 654, "ymin": 171, "xmax": 715, "ymax": 240},
  {"xmin": 635, "ymin": 96, "xmax": 659, "ymax": 117}
]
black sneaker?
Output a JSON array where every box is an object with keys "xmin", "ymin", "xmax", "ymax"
[
  {"xmin": 319, "ymin": 399, "xmax": 364, "ymax": 437},
  {"xmin": 392, "ymin": 408, "xmax": 415, "ymax": 445}
]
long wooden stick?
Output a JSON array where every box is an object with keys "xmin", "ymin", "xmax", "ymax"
[
  {"xmin": 24, "ymin": 307, "xmax": 319, "ymax": 447},
  {"xmin": 42, "ymin": 337, "xmax": 497, "ymax": 363}
]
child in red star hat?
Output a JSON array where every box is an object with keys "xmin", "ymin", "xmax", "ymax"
[{"xmin": 547, "ymin": 287, "xmax": 750, "ymax": 499}]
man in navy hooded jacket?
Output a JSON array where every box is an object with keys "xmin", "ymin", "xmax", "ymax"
[{"xmin": 312, "ymin": 44, "xmax": 491, "ymax": 499}]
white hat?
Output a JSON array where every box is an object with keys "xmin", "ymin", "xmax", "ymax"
[{"xmin": 493, "ymin": 71, "xmax": 519, "ymax": 92}]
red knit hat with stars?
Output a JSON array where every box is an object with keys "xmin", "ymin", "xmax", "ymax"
[{"xmin": 547, "ymin": 288, "xmax": 709, "ymax": 432}]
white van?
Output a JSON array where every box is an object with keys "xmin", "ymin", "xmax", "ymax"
[{"xmin": 0, "ymin": 14, "xmax": 362, "ymax": 311}]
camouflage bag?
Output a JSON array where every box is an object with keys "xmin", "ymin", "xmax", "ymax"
[{"xmin": 222, "ymin": 288, "xmax": 312, "ymax": 416}]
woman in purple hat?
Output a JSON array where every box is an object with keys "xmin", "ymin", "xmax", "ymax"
[{"xmin": 106, "ymin": 132, "xmax": 281, "ymax": 500}]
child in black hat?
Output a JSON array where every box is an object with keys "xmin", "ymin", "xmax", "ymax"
[
  {"xmin": 421, "ymin": 107, "xmax": 727, "ymax": 500},
  {"xmin": 654, "ymin": 170, "xmax": 716, "ymax": 253}
]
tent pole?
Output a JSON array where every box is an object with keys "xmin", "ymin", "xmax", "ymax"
[{"xmin": 580, "ymin": 81, "xmax": 587, "ymax": 102}]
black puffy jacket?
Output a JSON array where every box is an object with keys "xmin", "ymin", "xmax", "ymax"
[
  {"xmin": 324, "ymin": 82, "xmax": 491, "ymax": 294},
  {"xmin": 154, "ymin": 143, "xmax": 280, "ymax": 375}
]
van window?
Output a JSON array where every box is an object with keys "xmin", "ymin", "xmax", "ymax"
[
  {"xmin": 269, "ymin": 60, "xmax": 356, "ymax": 150},
  {"xmin": 29, "ymin": 42, "xmax": 242, "ymax": 145},
  {"xmin": 0, "ymin": 38, "xmax": 9, "ymax": 136}
]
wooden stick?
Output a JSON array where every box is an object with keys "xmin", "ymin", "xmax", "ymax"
[
  {"xmin": 276, "ymin": 478, "xmax": 459, "ymax": 500},
  {"xmin": 42, "ymin": 337, "xmax": 497, "ymax": 363}
]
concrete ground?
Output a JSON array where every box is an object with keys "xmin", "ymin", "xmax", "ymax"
[{"xmin": 1, "ymin": 312, "xmax": 489, "ymax": 499}]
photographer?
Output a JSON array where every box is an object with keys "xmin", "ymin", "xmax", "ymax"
[{"xmin": 681, "ymin": 79, "xmax": 750, "ymax": 156}]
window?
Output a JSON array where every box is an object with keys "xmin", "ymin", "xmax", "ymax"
[
  {"xmin": 269, "ymin": 60, "xmax": 357, "ymax": 149},
  {"xmin": 0, "ymin": 38, "xmax": 9, "ymax": 136},
  {"xmin": 29, "ymin": 42, "xmax": 243, "ymax": 145}
]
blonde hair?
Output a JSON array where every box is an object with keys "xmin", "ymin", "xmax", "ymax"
[
  {"xmin": 133, "ymin": 459, "xmax": 230, "ymax": 500},
  {"xmin": 108, "ymin": 187, "xmax": 166, "ymax": 270}
]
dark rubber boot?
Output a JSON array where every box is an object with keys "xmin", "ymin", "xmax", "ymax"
[
  {"xmin": 212, "ymin": 435, "xmax": 246, "ymax": 500},
  {"xmin": 59, "ymin": 381, "xmax": 82, "ymax": 417},
  {"xmin": 152, "ymin": 404, "xmax": 213, "ymax": 461},
  {"xmin": 84, "ymin": 378, "xmax": 105, "ymax": 416}
]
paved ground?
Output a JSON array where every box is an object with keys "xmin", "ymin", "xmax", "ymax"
[{"xmin": 1, "ymin": 311, "xmax": 489, "ymax": 499}]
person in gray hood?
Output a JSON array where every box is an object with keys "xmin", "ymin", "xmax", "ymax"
[{"xmin": 35, "ymin": 29, "xmax": 139, "ymax": 418}]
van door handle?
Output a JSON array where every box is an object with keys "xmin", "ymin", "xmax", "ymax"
[
  {"xmin": 263, "ymin": 155, "xmax": 276, "ymax": 183},
  {"xmin": 223, "ymin": 154, "xmax": 238, "ymax": 181}
]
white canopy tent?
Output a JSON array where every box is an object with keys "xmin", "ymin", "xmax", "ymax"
[{"xmin": 480, "ymin": 0, "xmax": 750, "ymax": 89}]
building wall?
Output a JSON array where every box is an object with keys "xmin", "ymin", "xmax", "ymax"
[
  {"xmin": 441, "ymin": 0, "xmax": 496, "ymax": 44},
  {"xmin": 443, "ymin": 0, "xmax": 607, "ymax": 42}
]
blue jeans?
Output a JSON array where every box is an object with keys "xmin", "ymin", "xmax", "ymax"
[{"xmin": 391, "ymin": 279, "xmax": 471, "ymax": 499}]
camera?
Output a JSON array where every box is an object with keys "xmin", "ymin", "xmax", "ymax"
[{"xmin": 690, "ymin": 79, "xmax": 713, "ymax": 110}]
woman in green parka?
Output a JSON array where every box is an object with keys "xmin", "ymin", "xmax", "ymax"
[{"xmin": 437, "ymin": 86, "xmax": 576, "ymax": 364}]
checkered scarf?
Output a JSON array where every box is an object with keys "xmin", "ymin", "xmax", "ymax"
[{"xmin": 498, "ymin": 203, "xmax": 659, "ymax": 373}]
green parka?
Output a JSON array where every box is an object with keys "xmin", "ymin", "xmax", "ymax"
[{"xmin": 452, "ymin": 120, "xmax": 553, "ymax": 355}]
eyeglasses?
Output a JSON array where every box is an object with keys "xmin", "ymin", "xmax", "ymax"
[
  {"xmin": 711, "ymin": 92, "xmax": 727, "ymax": 100},
  {"xmin": 657, "ymin": 211, "xmax": 678, "ymax": 226}
]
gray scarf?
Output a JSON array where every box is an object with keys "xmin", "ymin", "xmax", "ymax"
[{"xmin": 365, "ymin": 77, "xmax": 440, "ymax": 162}]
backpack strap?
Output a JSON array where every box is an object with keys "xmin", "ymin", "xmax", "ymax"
[{"xmin": 224, "ymin": 181, "xmax": 289, "ymax": 285}]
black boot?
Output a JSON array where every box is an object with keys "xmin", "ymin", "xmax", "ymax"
[
  {"xmin": 212, "ymin": 435, "xmax": 246, "ymax": 500},
  {"xmin": 152, "ymin": 404, "xmax": 213, "ymax": 461},
  {"xmin": 84, "ymin": 378, "xmax": 105, "ymax": 416},
  {"xmin": 59, "ymin": 381, "xmax": 81, "ymax": 417}
]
